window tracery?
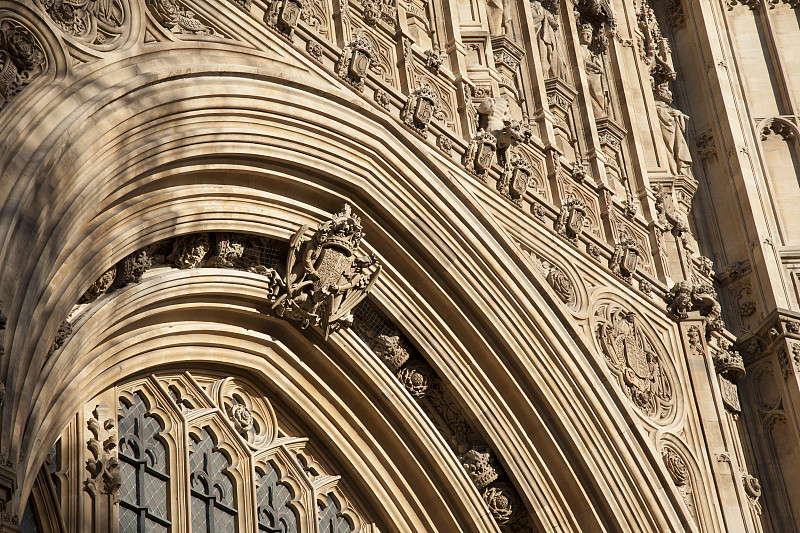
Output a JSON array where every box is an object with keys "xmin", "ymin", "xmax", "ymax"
[{"xmin": 42, "ymin": 372, "xmax": 374, "ymax": 532}]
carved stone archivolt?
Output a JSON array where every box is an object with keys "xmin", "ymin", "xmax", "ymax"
[
  {"xmin": 0, "ymin": 19, "xmax": 46, "ymax": 111},
  {"xmin": 594, "ymin": 303, "xmax": 676, "ymax": 424},
  {"xmin": 351, "ymin": 300, "xmax": 534, "ymax": 530}
]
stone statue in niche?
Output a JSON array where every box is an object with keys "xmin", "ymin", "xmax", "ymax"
[
  {"xmin": 530, "ymin": 0, "xmax": 566, "ymax": 79},
  {"xmin": 485, "ymin": 0, "xmax": 512, "ymax": 36},
  {"xmin": 578, "ymin": 22, "xmax": 607, "ymax": 117},
  {"xmin": 655, "ymin": 83, "xmax": 692, "ymax": 177}
]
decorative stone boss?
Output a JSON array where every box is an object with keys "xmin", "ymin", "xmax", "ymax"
[{"xmin": 259, "ymin": 204, "xmax": 381, "ymax": 338}]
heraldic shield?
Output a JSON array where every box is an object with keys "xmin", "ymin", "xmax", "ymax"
[
  {"xmin": 269, "ymin": 204, "xmax": 381, "ymax": 338},
  {"xmin": 596, "ymin": 306, "xmax": 675, "ymax": 423}
]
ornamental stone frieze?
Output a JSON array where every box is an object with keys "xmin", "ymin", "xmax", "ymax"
[{"xmin": 594, "ymin": 302, "xmax": 677, "ymax": 424}]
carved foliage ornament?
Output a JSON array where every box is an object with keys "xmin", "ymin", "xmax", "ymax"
[
  {"xmin": 0, "ymin": 20, "xmax": 46, "ymax": 110},
  {"xmin": 595, "ymin": 304, "xmax": 675, "ymax": 423},
  {"xmin": 263, "ymin": 204, "xmax": 381, "ymax": 337},
  {"xmin": 85, "ymin": 403, "xmax": 121, "ymax": 501},
  {"xmin": 43, "ymin": 0, "xmax": 126, "ymax": 46}
]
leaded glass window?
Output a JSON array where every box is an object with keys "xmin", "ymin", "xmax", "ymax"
[
  {"xmin": 50, "ymin": 373, "xmax": 376, "ymax": 532},
  {"xmin": 256, "ymin": 461, "xmax": 298, "ymax": 532},
  {"xmin": 318, "ymin": 495, "xmax": 355, "ymax": 533},
  {"xmin": 189, "ymin": 427, "xmax": 237, "ymax": 533},
  {"xmin": 118, "ymin": 392, "xmax": 170, "ymax": 533}
]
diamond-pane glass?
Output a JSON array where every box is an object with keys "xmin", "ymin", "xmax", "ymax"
[
  {"xmin": 256, "ymin": 462, "xmax": 298, "ymax": 532},
  {"xmin": 190, "ymin": 427, "xmax": 238, "ymax": 533},
  {"xmin": 118, "ymin": 392, "xmax": 170, "ymax": 532},
  {"xmin": 119, "ymin": 506, "xmax": 138, "ymax": 533},
  {"xmin": 191, "ymin": 496, "xmax": 208, "ymax": 533},
  {"xmin": 318, "ymin": 495, "xmax": 354, "ymax": 533}
]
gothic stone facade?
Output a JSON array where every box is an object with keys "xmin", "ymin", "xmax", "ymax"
[{"xmin": 0, "ymin": 0, "xmax": 799, "ymax": 531}]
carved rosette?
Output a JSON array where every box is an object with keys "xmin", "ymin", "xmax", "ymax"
[
  {"xmin": 743, "ymin": 474, "xmax": 761, "ymax": 501},
  {"xmin": 212, "ymin": 377, "xmax": 278, "ymax": 448},
  {"xmin": 594, "ymin": 304, "xmax": 676, "ymax": 424},
  {"xmin": 482, "ymin": 482, "xmax": 521, "ymax": 525},
  {"xmin": 0, "ymin": 20, "xmax": 46, "ymax": 110},
  {"xmin": 546, "ymin": 266, "xmax": 574, "ymax": 305},
  {"xmin": 396, "ymin": 359, "xmax": 434, "ymax": 397},
  {"xmin": 662, "ymin": 447, "xmax": 689, "ymax": 486}
]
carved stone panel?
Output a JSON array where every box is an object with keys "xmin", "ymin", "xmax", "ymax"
[{"xmin": 594, "ymin": 303, "xmax": 677, "ymax": 424}]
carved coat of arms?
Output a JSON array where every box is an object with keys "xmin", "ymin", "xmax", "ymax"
[
  {"xmin": 268, "ymin": 204, "xmax": 381, "ymax": 337},
  {"xmin": 596, "ymin": 306, "xmax": 674, "ymax": 423}
]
